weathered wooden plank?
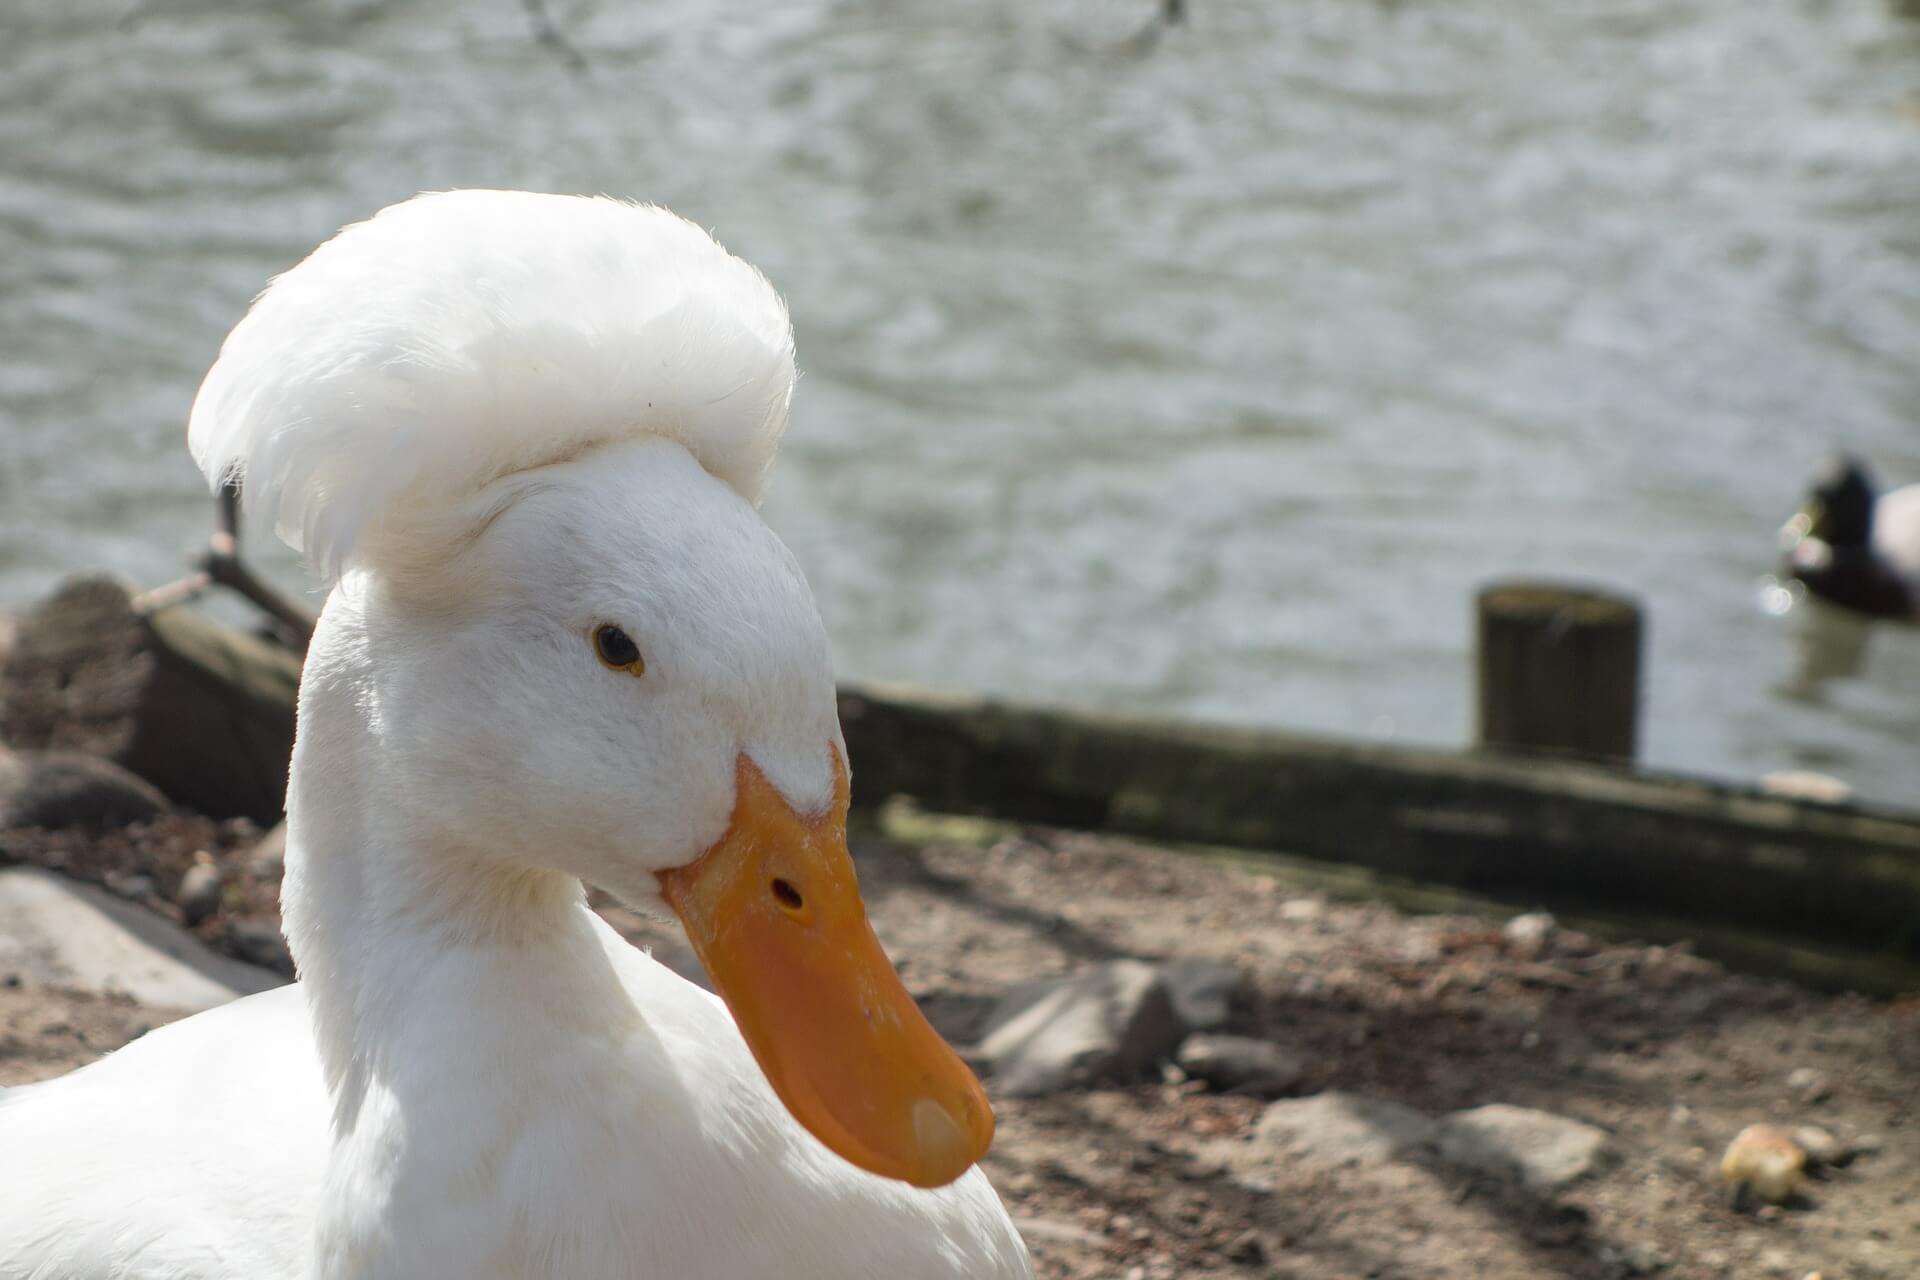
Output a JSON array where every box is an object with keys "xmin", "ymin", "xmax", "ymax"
[{"xmin": 837, "ymin": 681, "xmax": 1920, "ymax": 986}]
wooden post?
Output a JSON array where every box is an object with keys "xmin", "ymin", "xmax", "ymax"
[{"xmin": 1475, "ymin": 581, "xmax": 1641, "ymax": 761}]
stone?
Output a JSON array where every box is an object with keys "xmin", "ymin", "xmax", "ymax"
[
  {"xmin": 1214, "ymin": 1091, "xmax": 1437, "ymax": 1189},
  {"xmin": 1176, "ymin": 1034, "xmax": 1307, "ymax": 1097},
  {"xmin": 229, "ymin": 918, "xmax": 294, "ymax": 974},
  {"xmin": 1786, "ymin": 1067, "xmax": 1833, "ymax": 1104},
  {"xmin": 976, "ymin": 959, "xmax": 1186, "ymax": 1097},
  {"xmin": 1847, "ymin": 1132, "xmax": 1884, "ymax": 1160},
  {"xmin": 175, "ymin": 861, "xmax": 223, "ymax": 926},
  {"xmin": 1619, "ymin": 1242, "xmax": 1668, "ymax": 1275},
  {"xmin": 1436, "ymin": 1103, "xmax": 1610, "ymax": 1191},
  {"xmin": 1720, "ymin": 1124, "xmax": 1805, "ymax": 1209},
  {"xmin": 1502, "ymin": 911, "xmax": 1557, "ymax": 959},
  {"xmin": 1791, "ymin": 1125, "xmax": 1844, "ymax": 1168},
  {"xmin": 1158, "ymin": 958, "xmax": 1243, "ymax": 1033},
  {"xmin": 0, "ymin": 749, "xmax": 169, "ymax": 830},
  {"xmin": 1012, "ymin": 1216, "xmax": 1105, "ymax": 1252},
  {"xmin": 0, "ymin": 866, "xmax": 283, "ymax": 1011}
]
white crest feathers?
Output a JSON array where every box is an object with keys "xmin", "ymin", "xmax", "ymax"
[{"xmin": 187, "ymin": 189, "xmax": 796, "ymax": 579}]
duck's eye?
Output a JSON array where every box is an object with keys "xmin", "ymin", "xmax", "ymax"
[{"xmin": 592, "ymin": 624, "xmax": 645, "ymax": 675}]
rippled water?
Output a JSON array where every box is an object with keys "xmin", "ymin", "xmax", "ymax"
[{"xmin": 4, "ymin": 0, "xmax": 1920, "ymax": 803}]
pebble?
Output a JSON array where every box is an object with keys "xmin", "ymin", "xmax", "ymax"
[
  {"xmin": 1175, "ymin": 1034, "xmax": 1307, "ymax": 1097},
  {"xmin": 1786, "ymin": 1067, "xmax": 1833, "ymax": 1104},
  {"xmin": 176, "ymin": 861, "xmax": 223, "ymax": 926},
  {"xmin": 1721, "ymin": 1124, "xmax": 1805, "ymax": 1209},
  {"xmin": 1502, "ymin": 911, "xmax": 1556, "ymax": 959},
  {"xmin": 229, "ymin": 918, "xmax": 294, "ymax": 973},
  {"xmin": 1225, "ymin": 1230, "xmax": 1266, "ymax": 1264},
  {"xmin": 1618, "ymin": 1241, "xmax": 1667, "ymax": 1275},
  {"xmin": 1790, "ymin": 1125, "xmax": 1843, "ymax": 1168}
]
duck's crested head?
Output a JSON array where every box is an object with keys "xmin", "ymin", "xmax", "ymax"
[
  {"xmin": 1805, "ymin": 453, "xmax": 1876, "ymax": 548},
  {"xmin": 189, "ymin": 189, "xmax": 794, "ymax": 580}
]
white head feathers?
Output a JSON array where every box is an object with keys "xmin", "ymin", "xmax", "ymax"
[{"xmin": 188, "ymin": 189, "xmax": 795, "ymax": 579}]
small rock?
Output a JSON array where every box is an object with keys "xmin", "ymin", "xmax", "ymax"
[
  {"xmin": 1791, "ymin": 1125, "xmax": 1844, "ymax": 1168},
  {"xmin": 1176, "ymin": 1034, "xmax": 1307, "ymax": 1097},
  {"xmin": 0, "ymin": 750, "xmax": 169, "ymax": 830},
  {"xmin": 228, "ymin": 918, "xmax": 294, "ymax": 974},
  {"xmin": 1435, "ymin": 1103, "xmax": 1610, "ymax": 1191},
  {"xmin": 1225, "ymin": 1230, "xmax": 1266, "ymax": 1265},
  {"xmin": 977, "ymin": 959, "xmax": 1185, "ymax": 1097},
  {"xmin": 1158, "ymin": 958, "xmax": 1243, "ymax": 1034},
  {"xmin": 1847, "ymin": 1132, "xmax": 1884, "ymax": 1160},
  {"xmin": 1619, "ymin": 1242, "xmax": 1667, "ymax": 1275},
  {"xmin": 176, "ymin": 862, "xmax": 223, "ymax": 926},
  {"xmin": 1212, "ymin": 1091, "xmax": 1437, "ymax": 1189},
  {"xmin": 1012, "ymin": 1215, "xmax": 1105, "ymax": 1251},
  {"xmin": 1503, "ymin": 912, "xmax": 1557, "ymax": 959},
  {"xmin": 1721, "ymin": 1124, "xmax": 1805, "ymax": 1209},
  {"xmin": 1786, "ymin": 1067, "xmax": 1833, "ymax": 1104},
  {"xmin": 105, "ymin": 871, "xmax": 157, "ymax": 901}
]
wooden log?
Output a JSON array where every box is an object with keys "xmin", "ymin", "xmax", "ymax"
[
  {"xmin": 837, "ymin": 681, "xmax": 1920, "ymax": 994},
  {"xmin": 1476, "ymin": 581, "xmax": 1642, "ymax": 761},
  {"xmin": 0, "ymin": 576, "xmax": 301, "ymax": 824}
]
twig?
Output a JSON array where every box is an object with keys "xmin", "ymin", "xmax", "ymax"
[{"xmin": 136, "ymin": 480, "xmax": 317, "ymax": 652}]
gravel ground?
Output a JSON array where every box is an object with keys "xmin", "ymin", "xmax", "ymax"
[{"xmin": 4, "ymin": 815, "xmax": 1916, "ymax": 1279}]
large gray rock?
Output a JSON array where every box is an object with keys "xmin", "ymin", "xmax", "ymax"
[
  {"xmin": 0, "ymin": 749, "xmax": 169, "ymax": 829},
  {"xmin": 1435, "ymin": 1103, "xmax": 1611, "ymax": 1191},
  {"xmin": 0, "ymin": 867, "xmax": 284, "ymax": 1011},
  {"xmin": 977, "ymin": 959, "xmax": 1186, "ymax": 1096},
  {"xmin": 1159, "ymin": 958, "xmax": 1244, "ymax": 1033},
  {"xmin": 1215, "ymin": 1091, "xmax": 1437, "ymax": 1190}
]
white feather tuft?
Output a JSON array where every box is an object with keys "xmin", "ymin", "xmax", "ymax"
[{"xmin": 187, "ymin": 190, "xmax": 795, "ymax": 579}]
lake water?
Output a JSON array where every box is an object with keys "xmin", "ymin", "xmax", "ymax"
[{"xmin": 4, "ymin": 0, "xmax": 1920, "ymax": 804}]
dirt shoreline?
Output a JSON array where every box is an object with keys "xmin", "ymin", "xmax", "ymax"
[{"xmin": 4, "ymin": 818, "xmax": 1915, "ymax": 1279}]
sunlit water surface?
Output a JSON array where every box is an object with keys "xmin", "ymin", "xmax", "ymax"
[{"xmin": 4, "ymin": 0, "xmax": 1920, "ymax": 802}]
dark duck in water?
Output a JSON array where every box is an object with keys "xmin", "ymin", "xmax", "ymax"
[{"xmin": 1779, "ymin": 455, "xmax": 1920, "ymax": 621}]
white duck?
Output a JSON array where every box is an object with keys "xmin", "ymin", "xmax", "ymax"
[{"xmin": 0, "ymin": 190, "xmax": 1032, "ymax": 1280}]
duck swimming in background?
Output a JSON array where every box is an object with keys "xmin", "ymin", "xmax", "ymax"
[
  {"xmin": 1779, "ymin": 454, "xmax": 1920, "ymax": 622},
  {"xmin": 0, "ymin": 190, "xmax": 1031, "ymax": 1279}
]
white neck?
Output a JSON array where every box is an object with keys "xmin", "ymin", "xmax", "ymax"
[{"xmin": 280, "ymin": 582, "xmax": 625, "ymax": 1111}]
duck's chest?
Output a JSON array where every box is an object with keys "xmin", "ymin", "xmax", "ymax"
[{"xmin": 310, "ymin": 997, "xmax": 987, "ymax": 1279}]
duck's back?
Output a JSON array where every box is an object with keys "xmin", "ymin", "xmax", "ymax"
[
  {"xmin": 0, "ymin": 982, "xmax": 328, "ymax": 1279},
  {"xmin": 1874, "ymin": 483, "xmax": 1920, "ymax": 582}
]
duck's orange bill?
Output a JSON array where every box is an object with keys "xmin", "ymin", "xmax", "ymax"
[{"xmin": 657, "ymin": 751, "xmax": 994, "ymax": 1190}]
